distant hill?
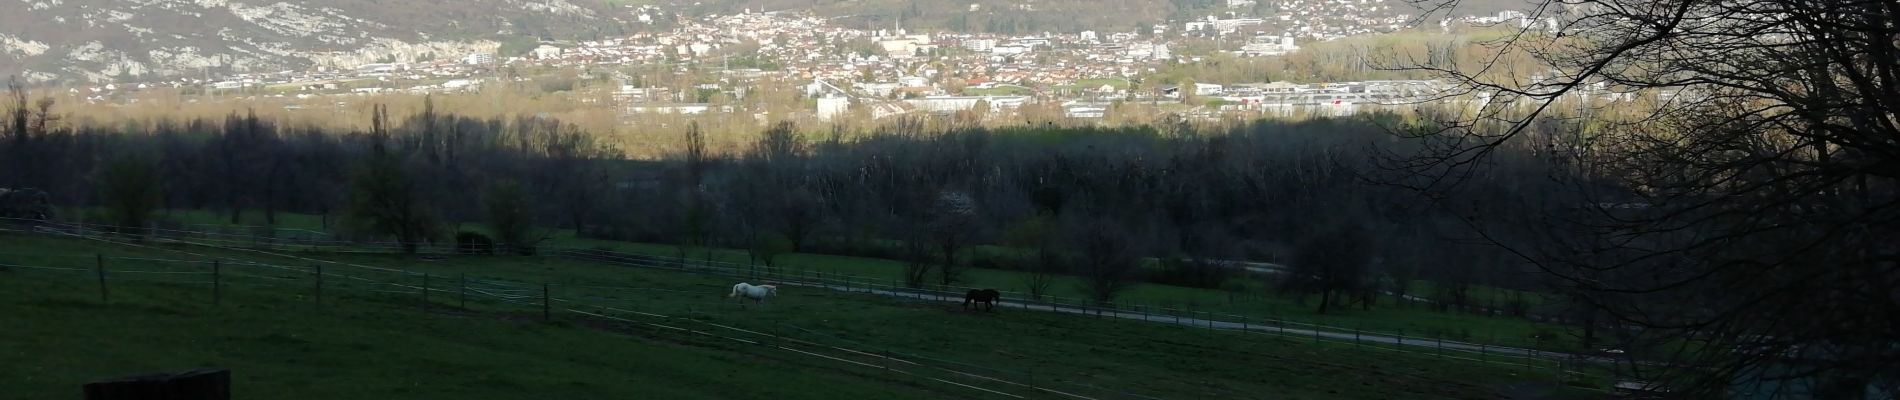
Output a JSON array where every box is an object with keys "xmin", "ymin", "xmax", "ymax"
[
  {"xmin": 0, "ymin": 0, "xmax": 641, "ymax": 84},
  {"xmin": 0, "ymin": 0, "xmax": 1542, "ymax": 84},
  {"xmin": 682, "ymin": 0, "xmax": 1542, "ymax": 34}
]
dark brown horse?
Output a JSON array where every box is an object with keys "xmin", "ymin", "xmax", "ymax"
[{"xmin": 963, "ymin": 289, "xmax": 1000, "ymax": 311}]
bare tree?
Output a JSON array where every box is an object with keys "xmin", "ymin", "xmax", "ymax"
[
  {"xmin": 4, "ymin": 77, "xmax": 33, "ymax": 189},
  {"xmin": 929, "ymin": 190, "xmax": 979, "ymax": 285},
  {"xmin": 1280, "ymin": 224, "xmax": 1372, "ymax": 314},
  {"xmin": 1003, "ymin": 216, "xmax": 1061, "ymax": 300},
  {"xmin": 485, "ymin": 180, "xmax": 543, "ymax": 255},
  {"xmin": 95, "ymin": 154, "xmax": 163, "ymax": 238},
  {"xmin": 1067, "ymin": 215, "xmax": 1144, "ymax": 305},
  {"xmin": 1396, "ymin": 0, "xmax": 1900, "ymax": 394},
  {"xmin": 343, "ymin": 153, "xmax": 441, "ymax": 253}
]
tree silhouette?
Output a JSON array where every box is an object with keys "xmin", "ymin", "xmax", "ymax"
[{"xmin": 1397, "ymin": 0, "xmax": 1900, "ymax": 394}]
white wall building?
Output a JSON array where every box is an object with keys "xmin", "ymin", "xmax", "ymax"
[
  {"xmin": 904, "ymin": 95, "xmax": 1030, "ymax": 114},
  {"xmin": 532, "ymin": 45, "xmax": 564, "ymax": 61},
  {"xmin": 964, "ymin": 39, "xmax": 997, "ymax": 52},
  {"xmin": 463, "ymin": 53, "xmax": 496, "ymax": 65},
  {"xmin": 816, "ymin": 96, "xmax": 850, "ymax": 121}
]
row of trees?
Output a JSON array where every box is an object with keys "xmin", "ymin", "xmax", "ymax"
[
  {"xmin": 1, "ymin": 89, "xmax": 615, "ymax": 254},
  {"xmin": 4, "ymin": 78, "xmax": 1561, "ymax": 317},
  {"xmin": 624, "ymin": 116, "xmax": 1570, "ymax": 312}
]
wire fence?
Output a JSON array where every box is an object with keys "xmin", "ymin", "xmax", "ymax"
[
  {"xmin": 7, "ymin": 218, "xmax": 1573, "ymax": 347},
  {"xmin": 551, "ymin": 247, "xmax": 1595, "ymax": 366},
  {"xmin": 0, "ymin": 235, "xmax": 1196, "ymax": 399},
  {"xmin": 1, "ymin": 219, "xmax": 1606, "ymax": 383}
]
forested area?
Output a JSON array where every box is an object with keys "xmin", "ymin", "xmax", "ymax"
[{"xmin": 1, "ymin": 79, "xmax": 1581, "ymax": 317}]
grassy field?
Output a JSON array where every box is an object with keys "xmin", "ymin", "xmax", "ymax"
[
  {"xmin": 554, "ymin": 236, "xmax": 1578, "ymax": 351},
  {"xmin": 53, "ymin": 208, "xmax": 1579, "ymax": 351},
  {"xmin": 0, "ymin": 233, "xmax": 1602, "ymax": 399}
]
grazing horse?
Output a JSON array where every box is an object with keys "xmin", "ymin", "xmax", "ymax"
[
  {"xmin": 728, "ymin": 283, "xmax": 778, "ymax": 305},
  {"xmin": 964, "ymin": 289, "xmax": 1000, "ymax": 311}
]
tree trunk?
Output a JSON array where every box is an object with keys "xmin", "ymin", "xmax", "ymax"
[{"xmin": 1317, "ymin": 288, "xmax": 1331, "ymax": 314}]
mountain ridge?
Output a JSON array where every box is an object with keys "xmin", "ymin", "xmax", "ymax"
[{"xmin": 0, "ymin": 0, "xmax": 634, "ymax": 83}]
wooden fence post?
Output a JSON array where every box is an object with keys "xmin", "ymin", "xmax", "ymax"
[
  {"xmin": 422, "ymin": 273, "xmax": 431, "ymax": 310},
  {"xmin": 96, "ymin": 254, "xmax": 108, "ymax": 302},
  {"xmin": 212, "ymin": 260, "xmax": 221, "ymax": 306},
  {"xmin": 313, "ymin": 265, "xmax": 322, "ymax": 305}
]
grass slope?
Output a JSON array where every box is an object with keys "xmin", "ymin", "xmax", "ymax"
[
  {"xmin": 0, "ymin": 277, "xmax": 945, "ymax": 399},
  {"xmin": 0, "ymin": 233, "xmax": 1598, "ymax": 399},
  {"xmin": 556, "ymin": 236, "xmax": 1576, "ymax": 351},
  {"xmin": 49, "ymin": 207, "xmax": 1578, "ymax": 351}
]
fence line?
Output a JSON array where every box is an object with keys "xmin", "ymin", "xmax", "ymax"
[
  {"xmin": 1, "ymin": 246, "xmax": 1598, "ymax": 396},
  {"xmin": 554, "ymin": 247, "xmax": 1576, "ymax": 364},
  {"xmin": 4, "ymin": 222, "xmax": 1592, "ymax": 368}
]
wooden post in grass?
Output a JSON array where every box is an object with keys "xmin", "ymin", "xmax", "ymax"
[
  {"xmin": 1437, "ymin": 336, "xmax": 1445, "ymax": 358},
  {"xmin": 96, "ymin": 254, "xmax": 108, "ymax": 302},
  {"xmin": 542, "ymin": 283, "xmax": 551, "ymax": 321},
  {"xmin": 313, "ymin": 265, "xmax": 322, "ymax": 305},
  {"xmin": 1355, "ymin": 328, "xmax": 1361, "ymax": 347},
  {"xmin": 212, "ymin": 261, "xmax": 221, "ymax": 306},
  {"xmin": 459, "ymin": 273, "xmax": 467, "ymax": 310},
  {"xmin": 421, "ymin": 273, "xmax": 430, "ymax": 310}
]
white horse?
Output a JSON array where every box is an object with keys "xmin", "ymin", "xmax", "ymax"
[{"xmin": 728, "ymin": 282, "xmax": 778, "ymax": 305}]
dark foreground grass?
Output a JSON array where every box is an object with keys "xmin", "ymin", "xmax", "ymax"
[
  {"xmin": 0, "ymin": 233, "xmax": 1603, "ymax": 399},
  {"xmin": 0, "ymin": 276, "xmax": 954, "ymax": 399}
]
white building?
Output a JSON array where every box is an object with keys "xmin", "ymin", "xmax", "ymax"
[
  {"xmin": 463, "ymin": 53, "xmax": 496, "ymax": 65},
  {"xmin": 816, "ymin": 96, "xmax": 850, "ymax": 121},
  {"xmin": 992, "ymin": 45, "xmax": 1030, "ymax": 56},
  {"xmin": 355, "ymin": 63, "xmax": 402, "ymax": 74},
  {"xmin": 858, "ymin": 82, "xmax": 901, "ymax": 97},
  {"xmin": 964, "ymin": 39, "xmax": 997, "ymax": 52},
  {"xmin": 441, "ymin": 79, "xmax": 479, "ymax": 90},
  {"xmin": 1239, "ymin": 35, "xmax": 1299, "ymax": 56},
  {"xmin": 1211, "ymin": 17, "xmax": 1265, "ymax": 34},
  {"xmin": 904, "ymin": 95, "xmax": 1031, "ymax": 114},
  {"xmin": 532, "ymin": 45, "xmax": 564, "ymax": 61}
]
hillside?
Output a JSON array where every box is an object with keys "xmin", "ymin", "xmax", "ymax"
[
  {"xmin": 0, "ymin": 0, "xmax": 639, "ymax": 83},
  {"xmin": 684, "ymin": 0, "xmax": 1540, "ymax": 34}
]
